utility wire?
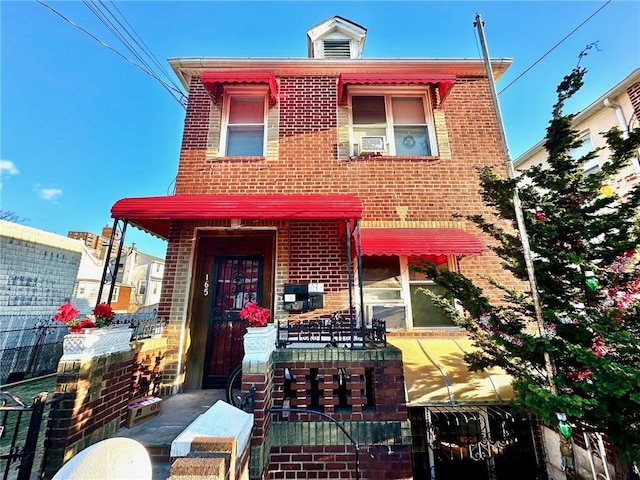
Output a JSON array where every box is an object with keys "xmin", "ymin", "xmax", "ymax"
[
  {"xmin": 82, "ymin": 0, "xmax": 186, "ymax": 105},
  {"xmin": 37, "ymin": 0, "xmax": 186, "ymax": 109},
  {"xmin": 92, "ymin": 0, "xmax": 184, "ymax": 96},
  {"xmin": 106, "ymin": 1, "xmax": 179, "ymax": 90},
  {"xmin": 498, "ymin": 0, "xmax": 611, "ymax": 95},
  {"xmin": 81, "ymin": 0, "xmax": 185, "ymax": 102}
]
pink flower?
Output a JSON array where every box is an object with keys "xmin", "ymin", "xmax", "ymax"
[
  {"xmin": 92, "ymin": 303, "xmax": 113, "ymax": 327},
  {"xmin": 240, "ymin": 302, "xmax": 270, "ymax": 327},
  {"xmin": 54, "ymin": 302, "xmax": 79, "ymax": 324},
  {"xmin": 54, "ymin": 302, "xmax": 113, "ymax": 331}
]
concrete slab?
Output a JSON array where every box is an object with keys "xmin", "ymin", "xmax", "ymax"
[
  {"xmin": 170, "ymin": 400, "xmax": 253, "ymax": 460},
  {"xmin": 115, "ymin": 390, "xmax": 226, "ymax": 447}
]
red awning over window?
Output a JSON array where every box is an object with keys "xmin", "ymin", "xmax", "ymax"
[
  {"xmin": 111, "ymin": 194, "xmax": 363, "ymax": 239},
  {"xmin": 337, "ymin": 73, "xmax": 456, "ymax": 106},
  {"xmin": 201, "ymin": 71, "xmax": 279, "ymax": 104},
  {"xmin": 359, "ymin": 228, "xmax": 483, "ymax": 258}
]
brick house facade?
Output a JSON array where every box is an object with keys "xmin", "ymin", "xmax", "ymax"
[{"xmin": 109, "ymin": 17, "xmax": 546, "ymax": 480}]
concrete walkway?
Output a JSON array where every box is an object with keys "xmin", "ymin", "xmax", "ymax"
[{"xmin": 113, "ymin": 389, "xmax": 227, "ymax": 480}]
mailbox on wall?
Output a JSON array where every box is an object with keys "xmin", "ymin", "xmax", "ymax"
[{"xmin": 283, "ymin": 283, "xmax": 324, "ymax": 312}]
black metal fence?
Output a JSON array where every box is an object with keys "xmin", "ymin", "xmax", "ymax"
[
  {"xmin": 111, "ymin": 312, "xmax": 167, "ymax": 342},
  {"xmin": 0, "ymin": 313, "xmax": 166, "ymax": 385},
  {"xmin": 0, "ymin": 391, "xmax": 52, "ymax": 480},
  {"xmin": 277, "ymin": 314, "xmax": 386, "ymax": 348},
  {"xmin": 0, "ymin": 318, "xmax": 67, "ymax": 385}
]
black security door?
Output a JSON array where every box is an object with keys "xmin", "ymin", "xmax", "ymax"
[{"xmin": 202, "ymin": 256, "xmax": 262, "ymax": 388}]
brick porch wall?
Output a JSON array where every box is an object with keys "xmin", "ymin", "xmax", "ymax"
[
  {"xmin": 246, "ymin": 347, "xmax": 413, "ymax": 480},
  {"xmin": 43, "ymin": 349, "xmax": 134, "ymax": 478}
]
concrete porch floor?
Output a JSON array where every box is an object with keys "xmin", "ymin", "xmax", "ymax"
[{"xmin": 113, "ymin": 389, "xmax": 227, "ymax": 480}]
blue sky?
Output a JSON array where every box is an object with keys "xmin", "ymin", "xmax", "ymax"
[{"xmin": 1, "ymin": 1, "xmax": 639, "ymax": 258}]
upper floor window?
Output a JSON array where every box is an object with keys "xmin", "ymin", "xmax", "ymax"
[
  {"xmin": 570, "ymin": 132, "xmax": 599, "ymax": 175},
  {"xmin": 350, "ymin": 91, "xmax": 436, "ymax": 157},
  {"xmin": 220, "ymin": 87, "xmax": 267, "ymax": 157}
]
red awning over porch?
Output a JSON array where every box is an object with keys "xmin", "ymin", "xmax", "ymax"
[
  {"xmin": 111, "ymin": 194, "xmax": 363, "ymax": 239},
  {"xmin": 201, "ymin": 71, "xmax": 279, "ymax": 105},
  {"xmin": 359, "ymin": 228, "xmax": 483, "ymax": 258},
  {"xmin": 337, "ymin": 72, "xmax": 457, "ymax": 105}
]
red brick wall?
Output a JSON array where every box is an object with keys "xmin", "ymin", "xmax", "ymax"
[
  {"xmin": 628, "ymin": 81, "xmax": 640, "ymax": 122},
  {"xmin": 170, "ymin": 73, "xmax": 515, "ymax": 292},
  {"xmin": 45, "ymin": 350, "xmax": 135, "ymax": 476},
  {"xmin": 288, "ymin": 220, "xmax": 348, "ymax": 292},
  {"xmin": 268, "ymin": 445, "xmax": 412, "ymax": 480}
]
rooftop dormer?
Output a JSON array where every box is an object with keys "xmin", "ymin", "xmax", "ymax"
[{"xmin": 307, "ymin": 16, "xmax": 367, "ymax": 59}]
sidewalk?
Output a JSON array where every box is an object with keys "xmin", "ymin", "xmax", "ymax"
[{"xmin": 113, "ymin": 389, "xmax": 227, "ymax": 479}]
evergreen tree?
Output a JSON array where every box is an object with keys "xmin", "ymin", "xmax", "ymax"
[{"xmin": 416, "ymin": 66, "xmax": 640, "ymax": 464}]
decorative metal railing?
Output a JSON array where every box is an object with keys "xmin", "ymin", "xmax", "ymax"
[
  {"xmin": 276, "ymin": 314, "xmax": 386, "ymax": 348},
  {"xmin": 0, "ymin": 391, "xmax": 50, "ymax": 480},
  {"xmin": 111, "ymin": 313, "xmax": 168, "ymax": 341}
]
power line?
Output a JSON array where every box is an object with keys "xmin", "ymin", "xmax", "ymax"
[
  {"xmin": 80, "ymin": 0, "xmax": 186, "ymax": 104},
  {"xmin": 106, "ymin": 1, "xmax": 179, "ymax": 90},
  {"xmin": 36, "ymin": 0, "xmax": 186, "ymax": 109},
  {"xmin": 498, "ymin": 0, "xmax": 611, "ymax": 95}
]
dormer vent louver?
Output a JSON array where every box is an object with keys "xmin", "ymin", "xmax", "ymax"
[{"xmin": 323, "ymin": 40, "xmax": 351, "ymax": 58}]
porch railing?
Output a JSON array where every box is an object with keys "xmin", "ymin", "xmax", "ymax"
[
  {"xmin": 111, "ymin": 313, "xmax": 167, "ymax": 342},
  {"xmin": 277, "ymin": 315, "xmax": 386, "ymax": 348}
]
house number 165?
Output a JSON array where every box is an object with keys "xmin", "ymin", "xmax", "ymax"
[{"xmin": 203, "ymin": 274, "xmax": 209, "ymax": 296}]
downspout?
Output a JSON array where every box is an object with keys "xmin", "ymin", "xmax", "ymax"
[
  {"xmin": 603, "ymin": 98, "xmax": 640, "ymax": 175},
  {"xmin": 603, "ymin": 98, "xmax": 629, "ymax": 139}
]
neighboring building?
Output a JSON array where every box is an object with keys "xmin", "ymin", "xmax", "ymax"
[
  {"xmin": 0, "ymin": 220, "xmax": 82, "ymax": 382},
  {"xmin": 106, "ymin": 17, "xmax": 545, "ymax": 480},
  {"xmin": 0, "ymin": 220, "xmax": 82, "ymax": 317},
  {"xmin": 515, "ymin": 68, "xmax": 640, "ymax": 198},
  {"xmin": 70, "ymin": 225, "xmax": 165, "ymax": 314}
]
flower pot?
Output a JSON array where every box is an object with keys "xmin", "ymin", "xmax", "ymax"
[
  {"xmin": 243, "ymin": 324, "xmax": 277, "ymax": 363},
  {"xmin": 61, "ymin": 325, "xmax": 133, "ymax": 361}
]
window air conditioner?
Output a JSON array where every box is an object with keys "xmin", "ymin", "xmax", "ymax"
[{"xmin": 358, "ymin": 136, "xmax": 386, "ymax": 154}]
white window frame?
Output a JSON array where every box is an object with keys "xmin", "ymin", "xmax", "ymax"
[
  {"xmin": 348, "ymin": 87, "xmax": 438, "ymax": 157},
  {"xmin": 360, "ymin": 255, "xmax": 461, "ymax": 331},
  {"xmin": 219, "ymin": 86, "xmax": 268, "ymax": 157},
  {"xmin": 570, "ymin": 131, "xmax": 599, "ymax": 174}
]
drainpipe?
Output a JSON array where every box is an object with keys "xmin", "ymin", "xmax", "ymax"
[
  {"xmin": 603, "ymin": 98, "xmax": 640, "ymax": 176},
  {"xmin": 603, "ymin": 98, "xmax": 629, "ymax": 139}
]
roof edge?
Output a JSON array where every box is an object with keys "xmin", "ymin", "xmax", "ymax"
[{"xmin": 168, "ymin": 57, "xmax": 513, "ymax": 91}]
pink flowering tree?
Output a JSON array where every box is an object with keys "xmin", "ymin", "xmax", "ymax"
[{"xmin": 415, "ymin": 65, "xmax": 640, "ymax": 466}]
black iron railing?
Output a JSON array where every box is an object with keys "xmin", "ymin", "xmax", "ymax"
[
  {"xmin": 0, "ymin": 318, "xmax": 67, "ymax": 385},
  {"xmin": 277, "ymin": 315, "xmax": 386, "ymax": 348},
  {"xmin": 111, "ymin": 313, "xmax": 168, "ymax": 341},
  {"xmin": 0, "ymin": 391, "xmax": 50, "ymax": 480}
]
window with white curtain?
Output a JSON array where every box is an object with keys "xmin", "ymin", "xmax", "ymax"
[
  {"xmin": 220, "ymin": 87, "xmax": 267, "ymax": 157},
  {"xmin": 350, "ymin": 90, "xmax": 436, "ymax": 157}
]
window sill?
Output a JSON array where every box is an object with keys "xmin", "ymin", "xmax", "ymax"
[
  {"xmin": 210, "ymin": 156, "xmax": 266, "ymax": 162},
  {"xmin": 349, "ymin": 154, "xmax": 440, "ymax": 162},
  {"xmin": 387, "ymin": 328, "xmax": 468, "ymax": 338}
]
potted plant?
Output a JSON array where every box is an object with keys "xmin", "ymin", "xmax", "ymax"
[
  {"xmin": 239, "ymin": 302, "xmax": 271, "ymax": 328},
  {"xmin": 54, "ymin": 302, "xmax": 132, "ymax": 360},
  {"xmin": 239, "ymin": 303, "xmax": 276, "ymax": 362},
  {"xmin": 54, "ymin": 302, "xmax": 115, "ymax": 332}
]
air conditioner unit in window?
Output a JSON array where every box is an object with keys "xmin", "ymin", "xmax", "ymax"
[{"xmin": 359, "ymin": 136, "xmax": 386, "ymax": 154}]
